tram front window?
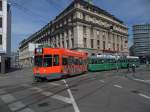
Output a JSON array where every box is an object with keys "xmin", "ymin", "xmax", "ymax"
[
  {"xmin": 34, "ymin": 56, "xmax": 43, "ymax": 67},
  {"xmin": 43, "ymin": 55, "xmax": 52, "ymax": 67}
]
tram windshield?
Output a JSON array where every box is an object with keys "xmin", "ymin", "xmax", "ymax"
[
  {"xmin": 34, "ymin": 56, "xmax": 43, "ymax": 67},
  {"xmin": 34, "ymin": 55, "xmax": 59, "ymax": 67}
]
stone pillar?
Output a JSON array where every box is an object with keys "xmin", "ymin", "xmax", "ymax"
[
  {"xmin": 93, "ymin": 28, "xmax": 97, "ymax": 49},
  {"xmin": 69, "ymin": 29, "xmax": 72, "ymax": 48},
  {"xmin": 100, "ymin": 30, "xmax": 103, "ymax": 50},
  {"xmin": 73, "ymin": 25, "xmax": 83, "ymax": 48},
  {"xmin": 86, "ymin": 27, "xmax": 91, "ymax": 48},
  {"xmin": 64, "ymin": 32, "xmax": 67, "ymax": 48},
  {"xmin": 106, "ymin": 31, "xmax": 109, "ymax": 49}
]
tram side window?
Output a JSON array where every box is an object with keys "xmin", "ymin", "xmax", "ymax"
[
  {"xmin": 68, "ymin": 57, "xmax": 74, "ymax": 64},
  {"xmin": 43, "ymin": 55, "xmax": 52, "ymax": 67},
  {"xmin": 53, "ymin": 55, "xmax": 59, "ymax": 66},
  {"xmin": 62, "ymin": 57, "xmax": 68, "ymax": 65}
]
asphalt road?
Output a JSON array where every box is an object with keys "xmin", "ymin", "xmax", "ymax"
[{"xmin": 0, "ymin": 66, "xmax": 150, "ymax": 112}]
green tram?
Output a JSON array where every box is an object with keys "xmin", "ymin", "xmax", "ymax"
[{"xmin": 88, "ymin": 55, "xmax": 140, "ymax": 72}]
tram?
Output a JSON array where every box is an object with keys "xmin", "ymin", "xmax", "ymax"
[
  {"xmin": 33, "ymin": 48, "xmax": 88, "ymax": 81},
  {"xmin": 88, "ymin": 55, "xmax": 140, "ymax": 72}
]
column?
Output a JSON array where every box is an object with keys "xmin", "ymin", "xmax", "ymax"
[
  {"xmin": 86, "ymin": 26, "xmax": 91, "ymax": 48},
  {"xmin": 73, "ymin": 25, "xmax": 83, "ymax": 48},
  {"xmin": 69, "ymin": 29, "xmax": 72, "ymax": 49}
]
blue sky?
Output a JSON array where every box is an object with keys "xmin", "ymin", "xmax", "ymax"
[{"xmin": 10, "ymin": 0, "xmax": 150, "ymax": 51}]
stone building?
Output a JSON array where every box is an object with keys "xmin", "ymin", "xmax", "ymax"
[{"xmin": 19, "ymin": 0, "xmax": 129, "ymax": 66}]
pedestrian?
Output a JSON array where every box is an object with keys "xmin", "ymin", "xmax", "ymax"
[
  {"xmin": 132, "ymin": 63, "xmax": 136, "ymax": 73},
  {"xmin": 146, "ymin": 61, "xmax": 149, "ymax": 68},
  {"xmin": 127, "ymin": 63, "xmax": 130, "ymax": 72}
]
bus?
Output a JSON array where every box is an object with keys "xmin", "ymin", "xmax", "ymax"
[{"xmin": 33, "ymin": 48, "xmax": 88, "ymax": 81}]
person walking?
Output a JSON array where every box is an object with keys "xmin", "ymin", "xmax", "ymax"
[
  {"xmin": 127, "ymin": 63, "xmax": 130, "ymax": 72},
  {"xmin": 132, "ymin": 63, "xmax": 136, "ymax": 73}
]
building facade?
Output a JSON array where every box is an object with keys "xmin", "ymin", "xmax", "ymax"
[
  {"xmin": 133, "ymin": 24, "xmax": 150, "ymax": 62},
  {"xmin": 0, "ymin": 0, "xmax": 11, "ymax": 73},
  {"xmin": 19, "ymin": 43, "xmax": 40, "ymax": 67},
  {"xmin": 19, "ymin": 0, "xmax": 129, "ymax": 66}
]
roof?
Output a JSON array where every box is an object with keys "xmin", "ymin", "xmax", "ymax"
[{"xmin": 76, "ymin": 0, "xmax": 123, "ymax": 24}]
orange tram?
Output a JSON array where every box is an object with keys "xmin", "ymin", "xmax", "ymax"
[{"xmin": 33, "ymin": 48, "xmax": 88, "ymax": 81}]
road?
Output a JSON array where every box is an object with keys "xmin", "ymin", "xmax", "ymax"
[{"xmin": 0, "ymin": 66, "xmax": 150, "ymax": 112}]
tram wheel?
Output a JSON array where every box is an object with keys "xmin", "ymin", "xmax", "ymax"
[{"xmin": 34, "ymin": 77, "xmax": 42, "ymax": 82}]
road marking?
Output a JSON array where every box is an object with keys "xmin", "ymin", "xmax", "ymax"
[
  {"xmin": 99, "ymin": 80, "xmax": 105, "ymax": 83},
  {"xmin": 0, "ymin": 76, "xmax": 10, "ymax": 79},
  {"xmin": 0, "ymin": 94, "xmax": 16, "ymax": 104},
  {"xmin": 30, "ymin": 86, "xmax": 72, "ymax": 104},
  {"xmin": 52, "ymin": 94, "xmax": 72, "ymax": 104},
  {"xmin": 134, "ymin": 78, "xmax": 150, "ymax": 83},
  {"xmin": 19, "ymin": 108, "xmax": 34, "ymax": 112},
  {"xmin": 30, "ymin": 87, "xmax": 43, "ymax": 92},
  {"xmin": 139, "ymin": 93, "xmax": 150, "ymax": 100},
  {"xmin": 22, "ymin": 84, "xmax": 31, "ymax": 88},
  {"xmin": 114, "ymin": 85, "xmax": 122, "ymax": 88},
  {"xmin": 50, "ymin": 82, "xmax": 61, "ymax": 86},
  {"xmin": 26, "ymin": 85, "xmax": 72, "ymax": 104},
  {"xmin": 63, "ymin": 80, "xmax": 80, "ymax": 112},
  {"xmin": 41, "ymin": 91, "xmax": 72, "ymax": 104},
  {"xmin": 8, "ymin": 101, "xmax": 25, "ymax": 111}
]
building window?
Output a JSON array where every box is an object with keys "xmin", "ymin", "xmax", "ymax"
[
  {"xmin": 71, "ymin": 38, "xmax": 74, "ymax": 48},
  {"xmin": 0, "ymin": 18, "xmax": 2, "ymax": 28},
  {"xmin": 62, "ymin": 41, "xmax": 64, "ymax": 48},
  {"xmin": 84, "ymin": 38, "xmax": 87, "ymax": 48},
  {"xmin": 113, "ymin": 43, "xmax": 115, "ymax": 50},
  {"xmin": 83, "ymin": 26, "xmax": 86, "ymax": 34},
  {"xmin": 91, "ymin": 28, "xmax": 94, "ymax": 36},
  {"xmin": 117, "ymin": 44, "xmax": 119, "ymax": 51},
  {"xmin": 97, "ymin": 40, "xmax": 100, "ymax": 49},
  {"xmin": 121, "ymin": 45, "xmax": 123, "ymax": 51},
  {"xmin": 91, "ymin": 39, "xmax": 94, "ymax": 48},
  {"xmin": 0, "ymin": 1, "xmax": 2, "ymax": 11},
  {"xmin": 66, "ymin": 40, "xmax": 69, "ymax": 48},
  {"xmin": 103, "ymin": 41, "xmax": 105, "ymax": 50},
  {"xmin": 83, "ymin": 13, "xmax": 86, "ymax": 20},
  {"xmin": 0, "ymin": 35, "xmax": 2, "ymax": 45}
]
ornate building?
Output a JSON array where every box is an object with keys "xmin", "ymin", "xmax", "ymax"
[{"xmin": 19, "ymin": 0, "xmax": 129, "ymax": 66}]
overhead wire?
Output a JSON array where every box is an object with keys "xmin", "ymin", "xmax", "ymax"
[{"xmin": 9, "ymin": 0, "xmax": 48, "ymax": 24}]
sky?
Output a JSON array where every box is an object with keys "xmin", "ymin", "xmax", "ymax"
[{"xmin": 10, "ymin": 0, "xmax": 150, "ymax": 51}]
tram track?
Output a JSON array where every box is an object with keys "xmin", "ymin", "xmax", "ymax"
[{"xmin": 0, "ymin": 70, "xmax": 122, "ymax": 112}]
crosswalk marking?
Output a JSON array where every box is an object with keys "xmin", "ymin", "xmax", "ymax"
[
  {"xmin": 99, "ymin": 80, "xmax": 105, "ymax": 83},
  {"xmin": 19, "ymin": 108, "xmax": 34, "ymax": 112},
  {"xmin": 139, "ymin": 93, "xmax": 150, "ymax": 100},
  {"xmin": 114, "ymin": 85, "xmax": 122, "ymax": 88},
  {"xmin": 0, "ymin": 83, "xmax": 71, "ymax": 112},
  {"xmin": 8, "ymin": 101, "xmax": 25, "ymax": 111},
  {"xmin": 1, "ymin": 94, "xmax": 16, "ymax": 104}
]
